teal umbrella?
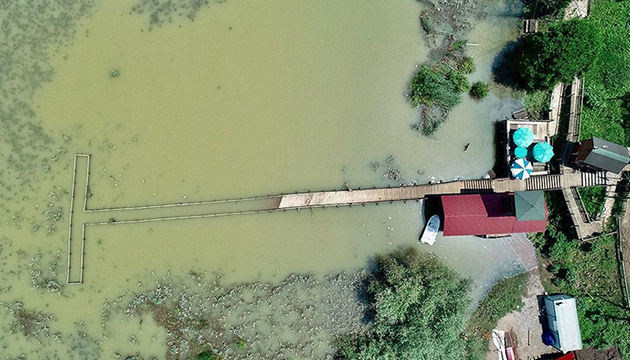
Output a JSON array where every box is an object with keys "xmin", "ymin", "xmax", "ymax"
[
  {"xmin": 514, "ymin": 147, "xmax": 528, "ymax": 158},
  {"xmin": 513, "ymin": 127, "xmax": 534, "ymax": 148},
  {"xmin": 533, "ymin": 142, "xmax": 554, "ymax": 162}
]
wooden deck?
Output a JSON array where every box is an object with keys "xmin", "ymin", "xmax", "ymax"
[
  {"xmin": 278, "ymin": 173, "xmax": 583, "ymax": 208},
  {"xmin": 566, "ymin": 77, "xmax": 584, "ymax": 142}
]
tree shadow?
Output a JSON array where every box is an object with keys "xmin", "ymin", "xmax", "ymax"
[{"xmin": 492, "ymin": 39, "xmax": 528, "ymax": 91}]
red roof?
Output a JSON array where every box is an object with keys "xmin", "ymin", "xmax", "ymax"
[
  {"xmin": 556, "ymin": 353, "xmax": 576, "ymax": 360},
  {"xmin": 442, "ymin": 194, "xmax": 547, "ymax": 236}
]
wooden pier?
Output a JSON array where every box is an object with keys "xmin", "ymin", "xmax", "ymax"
[
  {"xmin": 278, "ymin": 173, "xmax": 581, "ymax": 208},
  {"xmin": 66, "ymin": 154, "xmax": 627, "ymax": 284}
]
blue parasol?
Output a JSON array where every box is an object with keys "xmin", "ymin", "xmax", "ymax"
[
  {"xmin": 533, "ymin": 142, "xmax": 554, "ymax": 163},
  {"xmin": 511, "ymin": 158, "xmax": 533, "ymax": 180},
  {"xmin": 513, "ymin": 127, "xmax": 534, "ymax": 148},
  {"xmin": 514, "ymin": 147, "xmax": 528, "ymax": 159}
]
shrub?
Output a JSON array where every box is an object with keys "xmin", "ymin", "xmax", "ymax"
[
  {"xmin": 580, "ymin": 0, "xmax": 630, "ymax": 146},
  {"xmin": 469, "ymin": 82, "xmax": 489, "ymax": 100},
  {"xmin": 576, "ymin": 186, "xmax": 606, "ymax": 220},
  {"xmin": 408, "ymin": 65, "xmax": 462, "ymax": 109},
  {"xmin": 531, "ymin": 191, "xmax": 630, "ymax": 359},
  {"xmin": 524, "ymin": 90, "xmax": 551, "ymax": 119},
  {"xmin": 450, "ymin": 39, "xmax": 467, "ymax": 51},
  {"xmin": 447, "ymin": 68, "xmax": 471, "ymax": 92},
  {"xmin": 335, "ymin": 247, "xmax": 472, "ymax": 360},
  {"xmin": 459, "ymin": 56, "xmax": 476, "ymax": 74}
]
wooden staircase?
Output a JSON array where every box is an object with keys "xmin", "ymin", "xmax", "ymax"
[{"xmin": 525, "ymin": 174, "xmax": 562, "ymax": 191}]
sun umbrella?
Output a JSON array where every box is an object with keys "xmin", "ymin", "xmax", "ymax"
[
  {"xmin": 513, "ymin": 127, "xmax": 534, "ymax": 148},
  {"xmin": 511, "ymin": 158, "xmax": 533, "ymax": 180},
  {"xmin": 514, "ymin": 147, "xmax": 528, "ymax": 159},
  {"xmin": 533, "ymin": 142, "xmax": 554, "ymax": 162}
]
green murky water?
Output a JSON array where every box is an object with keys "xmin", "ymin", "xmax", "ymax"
[{"xmin": 0, "ymin": 0, "xmax": 524, "ymax": 358}]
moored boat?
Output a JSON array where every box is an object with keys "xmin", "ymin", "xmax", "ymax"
[{"xmin": 420, "ymin": 214, "xmax": 440, "ymax": 245}]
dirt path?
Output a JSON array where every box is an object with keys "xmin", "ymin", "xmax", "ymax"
[
  {"xmin": 620, "ymin": 198, "xmax": 630, "ymax": 305},
  {"xmin": 486, "ymin": 270, "xmax": 555, "ymax": 360}
]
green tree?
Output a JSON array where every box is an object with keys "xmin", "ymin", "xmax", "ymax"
[
  {"xmin": 335, "ymin": 247, "xmax": 472, "ymax": 360},
  {"xmin": 515, "ymin": 19, "xmax": 600, "ymax": 90}
]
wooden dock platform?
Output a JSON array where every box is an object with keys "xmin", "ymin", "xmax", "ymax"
[
  {"xmin": 66, "ymin": 153, "xmax": 628, "ymax": 283},
  {"xmin": 278, "ymin": 173, "xmax": 583, "ymax": 208}
]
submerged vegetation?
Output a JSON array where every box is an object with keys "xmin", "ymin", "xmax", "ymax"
[
  {"xmin": 106, "ymin": 271, "xmax": 367, "ymax": 359},
  {"xmin": 130, "ymin": 0, "xmax": 212, "ymax": 29},
  {"xmin": 408, "ymin": 51, "xmax": 475, "ymax": 135},
  {"xmin": 408, "ymin": 0, "xmax": 486, "ymax": 136},
  {"xmin": 409, "ymin": 65, "xmax": 468, "ymax": 110},
  {"xmin": 335, "ymin": 247, "xmax": 472, "ymax": 359}
]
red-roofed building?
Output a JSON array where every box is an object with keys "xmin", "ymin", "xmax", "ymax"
[{"xmin": 441, "ymin": 192, "xmax": 547, "ymax": 237}]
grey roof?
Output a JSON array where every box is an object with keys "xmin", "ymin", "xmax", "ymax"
[
  {"xmin": 584, "ymin": 137, "xmax": 629, "ymax": 173},
  {"xmin": 514, "ymin": 191, "xmax": 546, "ymax": 221},
  {"xmin": 545, "ymin": 295, "xmax": 583, "ymax": 352}
]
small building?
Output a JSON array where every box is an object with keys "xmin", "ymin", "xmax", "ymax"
[
  {"xmin": 544, "ymin": 295, "xmax": 583, "ymax": 353},
  {"xmin": 441, "ymin": 191, "xmax": 547, "ymax": 237},
  {"xmin": 574, "ymin": 137, "xmax": 629, "ymax": 173}
]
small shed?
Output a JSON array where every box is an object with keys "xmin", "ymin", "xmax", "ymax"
[
  {"xmin": 575, "ymin": 137, "xmax": 629, "ymax": 173},
  {"xmin": 544, "ymin": 295, "xmax": 582, "ymax": 353},
  {"xmin": 515, "ymin": 191, "xmax": 546, "ymax": 221}
]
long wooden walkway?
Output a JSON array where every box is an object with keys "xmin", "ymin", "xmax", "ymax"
[
  {"xmin": 278, "ymin": 173, "xmax": 581, "ymax": 208},
  {"xmin": 66, "ymin": 154, "xmax": 623, "ymax": 283}
]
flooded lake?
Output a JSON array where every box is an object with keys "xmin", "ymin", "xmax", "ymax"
[{"xmin": 0, "ymin": 0, "xmax": 523, "ymax": 358}]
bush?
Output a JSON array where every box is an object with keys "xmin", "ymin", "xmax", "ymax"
[
  {"xmin": 469, "ymin": 82, "xmax": 489, "ymax": 100},
  {"xmin": 195, "ymin": 351, "xmax": 220, "ymax": 360},
  {"xmin": 459, "ymin": 56, "xmax": 476, "ymax": 74},
  {"xmin": 335, "ymin": 247, "xmax": 472, "ymax": 360},
  {"xmin": 524, "ymin": 90, "xmax": 551, "ymax": 119},
  {"xmin": 576, "ymin": 186, "xmax": 606, "ymax": 220},
  {"xmin": 515, "ymin": 19, "xmax": 601, "ymax": 90},
  {"xmin": 409, "ymin": 65, "xmax": 463, "ymax": 109}
]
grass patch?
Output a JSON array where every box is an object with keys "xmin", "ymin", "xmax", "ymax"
[
  {"xmin": 576, "ymin": 186, "xmax": 607, "ymax": 220},
  {"xmin": 464, "ymin": 273, "xmax": 529, "ymax": 360},
  {"xmin": 581, "ymin": 0, "xmax": 630, "ymax": 146}
]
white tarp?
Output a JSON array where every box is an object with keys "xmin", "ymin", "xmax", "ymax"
[{"xmin": 492, "ymin": 329, "xmax": 507, "ymax": 360}]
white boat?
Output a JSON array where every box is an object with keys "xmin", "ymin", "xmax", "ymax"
[{"xmin": 420, "ymin": 214, "xmax": 440, "ymax": 245}]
